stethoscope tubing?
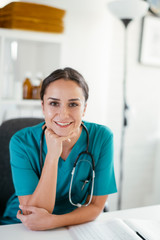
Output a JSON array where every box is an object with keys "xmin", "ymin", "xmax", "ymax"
[
  {"xmin": 69, "ymin": 167, "xmax": 95, "ymax": 208},
  {"xmin": 40, "ymin": 122, "xmax": 95, "ymax": 207}
]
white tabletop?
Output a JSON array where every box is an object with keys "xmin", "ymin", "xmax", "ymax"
[
  {"xmin": 1, "ymin": 204, "xmax": 160, "ymax": 240},
  {"xmin": 97, "ymin": 204, "xmax": 160, "ymax": 221},
  {"xmin": 0, "ymin": 223, "xmax": 72, "ymax": 240}
]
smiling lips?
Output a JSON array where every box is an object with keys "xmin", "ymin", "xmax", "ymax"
[{"xmin": 55, "ymin": 122, "xmax": 72, "ymax": 127}]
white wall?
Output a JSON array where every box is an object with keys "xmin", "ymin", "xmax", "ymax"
[
  {"xmin": 22, "ymin": 0, "xmax": 111, "ymax": 125},
  {"xmin": 107, "ymin": 13, "xmax": 160, "ymax": 210},
  {"xmin": 2, "ymin": 0, "xmax": 160, "ymax": 211},
  {"xmin": 52, "ymin": 0, "xmax": 160, "ymax": 210}
]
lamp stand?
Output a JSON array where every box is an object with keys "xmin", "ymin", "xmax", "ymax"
[
  {"xmin": 117, "ymin": 18, "xmax": 132, "ymax": 210},
  {"xmin": 107, "ymin": 0, "xmax": 149, "ymax": 211}
]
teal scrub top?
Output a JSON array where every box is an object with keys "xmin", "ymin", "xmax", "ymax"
[{"xmin": 2, "ymin": 121, "xmax": 117, "ymax": 224}]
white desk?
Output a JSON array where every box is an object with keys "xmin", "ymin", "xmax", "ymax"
[
  {"xmin": 1, "ymin": 205, "xmax": 160, "ymax": 240},
  {"xmin": 97, "ymin": 204, "xmax": 160, "ymax": 221}
]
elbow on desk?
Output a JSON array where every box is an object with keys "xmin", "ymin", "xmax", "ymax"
[{"xmin": 18, "ymin": 195, "xmax": 54, "ymax": 215}]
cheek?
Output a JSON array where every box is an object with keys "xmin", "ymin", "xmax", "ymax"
[
  {"xmin": 73, "ymin": 108, "xmax": 85, "ymax": 120},
  {"xmin": 47, "ymin": 109, "xmax": 54, "ymax": 117},
  {"xmin": 43, "ymin": 106, "xmax": 56, "ymax": 118}
]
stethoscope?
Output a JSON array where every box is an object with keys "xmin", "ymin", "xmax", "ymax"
[{"xmin": 40, "ymin": 122, "xmax": 95, "ymax": 208}]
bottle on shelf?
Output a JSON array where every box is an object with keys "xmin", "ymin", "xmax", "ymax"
[
  {"xmin": 32, "ymin": 72, "xmax": 43, "ymax": 100},
  {"xmin": 23, "ymin": 72, "xmax": 32, "ymax": 99}
]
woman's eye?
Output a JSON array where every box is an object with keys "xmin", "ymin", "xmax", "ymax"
[
  {"xmin": 50, "ymin": 102, "xmax": 59, "ymax": 107},
  {"xmin": 69, "ymin": 102, "xmax": 78, "ymax": 107}
]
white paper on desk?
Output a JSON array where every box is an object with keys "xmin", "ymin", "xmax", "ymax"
[
  {"xmin": 68, "ymin": 218, "xmax": 140, "ymax": 240},
  {"xmin": 124, "ymin": 219, "xmax": 160, "ymax": 240}
]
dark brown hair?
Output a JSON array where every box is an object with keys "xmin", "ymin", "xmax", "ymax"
[{"xmin": 40, "ymin": 67, "xmax": 89, "ymax": 102}]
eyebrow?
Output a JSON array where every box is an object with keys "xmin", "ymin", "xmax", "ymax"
[
  {"xmin": 47, "ymin": 97, "xmax": 60, "ymax": 101},
  {"xmin": 47, "ymin": 97, "xmax": 81, "ymax": 102},
  {"xmin": 68, "ymin": 98, "xmax": 81, "ymax": 102}
]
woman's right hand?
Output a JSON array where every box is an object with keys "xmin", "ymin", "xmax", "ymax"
[{"xmin": 44, "ymin": 127, "xmax": 75, "ymax": 161}]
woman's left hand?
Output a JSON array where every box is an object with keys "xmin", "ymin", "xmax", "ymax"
[{"xmin": 17, "ymin": 205, "xmax": 54, "ymax": 231}]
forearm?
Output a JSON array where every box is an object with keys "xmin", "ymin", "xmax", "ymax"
[
  {"xmin": 26, "ymin": 154, "xmax": 58, "ymax": 213},
  {"xmin": 17, "ymin": 195, "xmax": 108, "ymax": 231},
  {"xmin": 49, "ymin": 203, "xmax": 103, "ymax": 229}
]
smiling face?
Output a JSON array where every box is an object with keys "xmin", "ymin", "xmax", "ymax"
[{"xmin": 41, "ymin": 79, "xmax": 87, "ymax": 137}]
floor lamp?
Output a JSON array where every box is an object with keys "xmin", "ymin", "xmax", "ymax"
[{"xmin": 108, "ymin": 0, "xmax": 149, "ymax": 210}]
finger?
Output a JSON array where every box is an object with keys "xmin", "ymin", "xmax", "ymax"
[
  {"xmin": 17, "ymin": 210, "xmax": 24, "ymax": 221},
  {"xmin": 19, "ymin": 205, "xmax": 37, "ymax": 213},
  {"xmin": 17, "ymin": 209, "xmax": 21, "ymax": 216},
  {"xmin": 42, "ymin": 124, "xmax": 46, "ymax": 130},
  {"xmin": 60, "ymin": 132, "xmax": 76, "ymax": 142},
  {"xmin": 45, "ymin": 128, "xmax": 56, "ymax": 137}
]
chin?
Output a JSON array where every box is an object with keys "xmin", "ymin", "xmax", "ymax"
[
  {"xmin": 55, "ymin": 130, "xmax": 71, "ymax": 137},
  {"xmin": 53, "ymin": 125, "xmax": 72, "ymax": 136}
]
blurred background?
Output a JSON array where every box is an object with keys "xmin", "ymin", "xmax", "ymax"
[{"xmin": 0, "ymin": 0, "xmax": 160, "ymax": 212}]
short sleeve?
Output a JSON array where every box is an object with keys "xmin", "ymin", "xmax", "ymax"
[
  {"xmin": 93, "ymin": 133, "xmax": 117, "ymax": 195},
  {"xmin": 10, "ymin": 134, "xmax": 39, "ymax": 196}
]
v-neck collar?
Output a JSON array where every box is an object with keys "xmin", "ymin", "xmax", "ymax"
[{"xmin": 58, "ymin": 125, "xmax": 86, "ymax": 171}]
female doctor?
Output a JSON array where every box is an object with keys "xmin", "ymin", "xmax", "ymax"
[{"xmin": 3, "ymin": 67, "xmax": 117, "ymax": 230}]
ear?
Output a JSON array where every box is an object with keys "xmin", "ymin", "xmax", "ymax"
[
  {"xmin": 41, "ymin": 101, "xmax": 45, "ymax": 115},
  {"xmin": 82, "ymin": 102, "xmax": 87, "ymax": 117}
]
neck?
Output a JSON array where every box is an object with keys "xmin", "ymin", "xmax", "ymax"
[
  {"xmin": 61, "ymin": 126, "xmax": 82, "ymax": 160},
  {"xmin": 63, "ymin": 125, "xmax": 82, "ymax": 149}
]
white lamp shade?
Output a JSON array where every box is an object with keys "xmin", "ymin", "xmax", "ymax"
[{"xmin": 108, "ymin": 0, "xmax": 149, "ymax": 19}]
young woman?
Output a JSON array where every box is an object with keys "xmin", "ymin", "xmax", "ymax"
[{"xmin": 2, "ymin": 67, "xmax": 117, "ymax": 230}]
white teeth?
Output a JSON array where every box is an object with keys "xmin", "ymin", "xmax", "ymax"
[{"xmin": 56, "ymin": 122, "xmax": 71, "ymax": 126}]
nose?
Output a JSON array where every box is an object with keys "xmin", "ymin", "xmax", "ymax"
[{"xmin": 59, "ymin": 106, "xmax": 69, "ymax": 119}]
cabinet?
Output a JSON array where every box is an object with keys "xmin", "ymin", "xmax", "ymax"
[{"xmin": 0, "ymin": 28, "xmax": 64, "ymax": 123}]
